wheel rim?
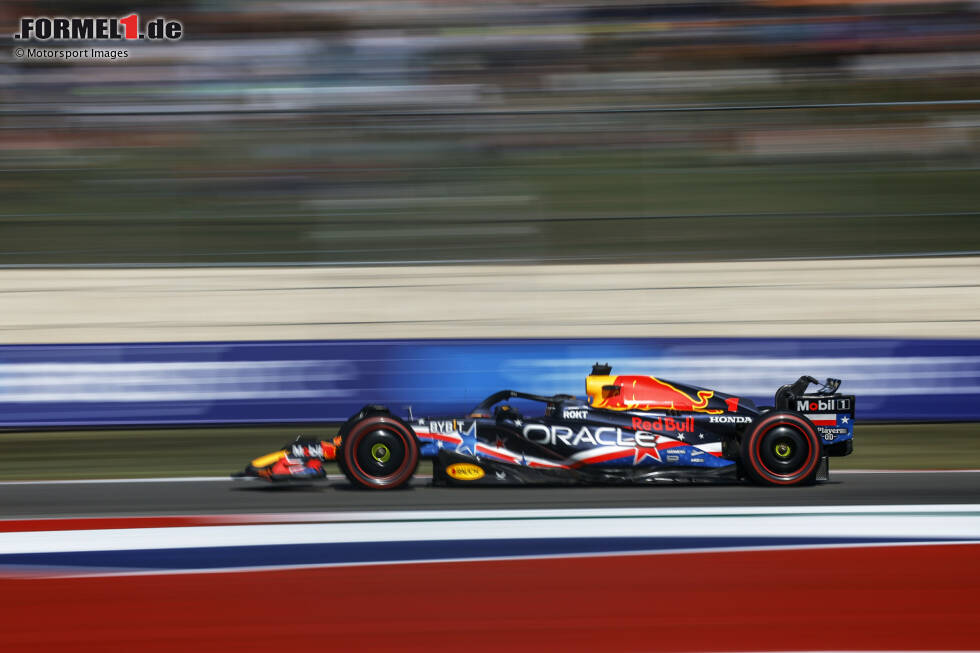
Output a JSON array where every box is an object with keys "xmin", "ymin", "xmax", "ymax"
[
  {"xmin": 757, "ymin": 425, "xmax": 810, "ymax": 477},
  {"xmin": 354, "ymin": 428, "xmax": 406, "ymax": 477}
]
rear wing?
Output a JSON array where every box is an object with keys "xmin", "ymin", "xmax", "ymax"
[
  {"xmin": 775, "ymin": 375, "xmax": 853, "ymax": 414},
  {"xmin": 775, "ymin": 375, "xmax": 838, "ymax": 404},
  {"xmin": 776, "ymin": 375, "xmax": 855, "ymax": 454}
]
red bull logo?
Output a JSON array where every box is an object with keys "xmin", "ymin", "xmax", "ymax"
[
  {"xmin": 632, "ymin": 416, "xmax": 694, "ymax": 433},
  {"xmin": 587, "ymin": 374, "xmax": 723, "ymax": 415}
]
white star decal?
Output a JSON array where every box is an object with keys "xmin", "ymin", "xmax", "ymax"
[
  {"xmin": 513, "ymin": 419, "xmax": 523, "ymax": 427},
  {"xmin": 841, "ymin": 416, "xmax": 850, "ymax": 424},
  {"xmin": 632, "ymin": 447, "xmax": 660, "ymax": 465},
  {"xmin": 456, "ymin": 422, "xmax": 479, "ymax": 456}
]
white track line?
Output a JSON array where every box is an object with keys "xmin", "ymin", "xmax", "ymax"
[
  {"xmin": 0, "ymin": 475, "xmax": 440, "ymax": 486},
  {"xmin": 3, "ymin": 510, "xmax": 979, "ymax": 555},
  {"xmin": 833, "ymin": 469, "xmax": 980, "ymax": 474},
  {"xmin": 0, "ymin": 476, "xmax": 230, "ymax": 485},
  {"xmin": 206, "ymin": 504, "xmax": 980, "ymax": 524},
  {"xmin": 0, "ymin": 470, "xmax": 976, "ymax": 486}
]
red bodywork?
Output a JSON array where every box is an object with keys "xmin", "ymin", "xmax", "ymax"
[{"xmin": 588, "ymin": 374, "xmax": 724, "ymax": 414}]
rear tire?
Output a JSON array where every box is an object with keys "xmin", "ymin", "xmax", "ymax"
[
  {"xmin": 741, "ymin": 412, "xmax": 821, "ymax": 486},
  {"xmin": 338, "ymin": 415, "xmax": 419, "ymax": 490}
]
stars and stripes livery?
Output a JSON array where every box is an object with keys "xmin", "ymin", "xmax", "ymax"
[
  {"xmin": 413, "ymin": 422, "xmax": 572, "ymax": 470},
  {"xmin": 805, "ymin": 412, "xmax": 854, "ymax": 442},
  {"xmin": 413, "ymin": 416, "xmax": 731, "ymax": 476}
]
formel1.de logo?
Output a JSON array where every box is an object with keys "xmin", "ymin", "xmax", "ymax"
[{"xmin": 14, "ymin": 15, "xmax": 183, "ymax": 41}]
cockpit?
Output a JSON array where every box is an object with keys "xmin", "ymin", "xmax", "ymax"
[{"xmin": 466, "ymin": 390, "xmax": 578, "ymax": 420}]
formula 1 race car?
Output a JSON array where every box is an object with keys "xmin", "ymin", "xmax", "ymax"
[{"xmin": 233, "ymin": 364, "xmax": 854, "ymax": 489}]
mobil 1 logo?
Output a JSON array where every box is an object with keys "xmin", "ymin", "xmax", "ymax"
[{"xmin": 797, "ymin": 397, "xmax": 851, "ymax": 412}]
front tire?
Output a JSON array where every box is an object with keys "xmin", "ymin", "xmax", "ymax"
[
  {"xmin": 338, "ymin": 415, "xmax": 419, "ymax": 490},
  {"xmin": 741, "ymin": 412, "xmax": 821, "ymax": 486}
]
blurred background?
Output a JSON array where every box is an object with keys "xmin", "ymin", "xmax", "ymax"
[
  {"xmin": 0, "ymin": 0, "xmax": 978, "ymax": 477},
  {"xmin": 2, "ymin": 0, "xmax": 979, "ymax": 266}
]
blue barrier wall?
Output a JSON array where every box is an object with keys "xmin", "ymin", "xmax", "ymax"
[{"xmin": 0, "ymin": 338, "xmax": 977, "ymax": 427}]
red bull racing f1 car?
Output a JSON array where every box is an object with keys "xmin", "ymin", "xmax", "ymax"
[{"xmin": 233, "ymin": 364, "xmax": 854, "ymax": 489}]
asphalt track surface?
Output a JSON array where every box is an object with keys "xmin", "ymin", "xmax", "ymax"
[{"xmin": 1, "ymin": 471, "xmax": 977, "ymax": 518}]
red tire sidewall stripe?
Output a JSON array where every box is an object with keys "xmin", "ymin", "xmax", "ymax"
[
  {"xmin": 344, "ymin": 417, "xmax": 418, "ymax": 486},
  {"xmin": 749, "ymin": 415, "xmax": 819, "ymax": 485}
]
